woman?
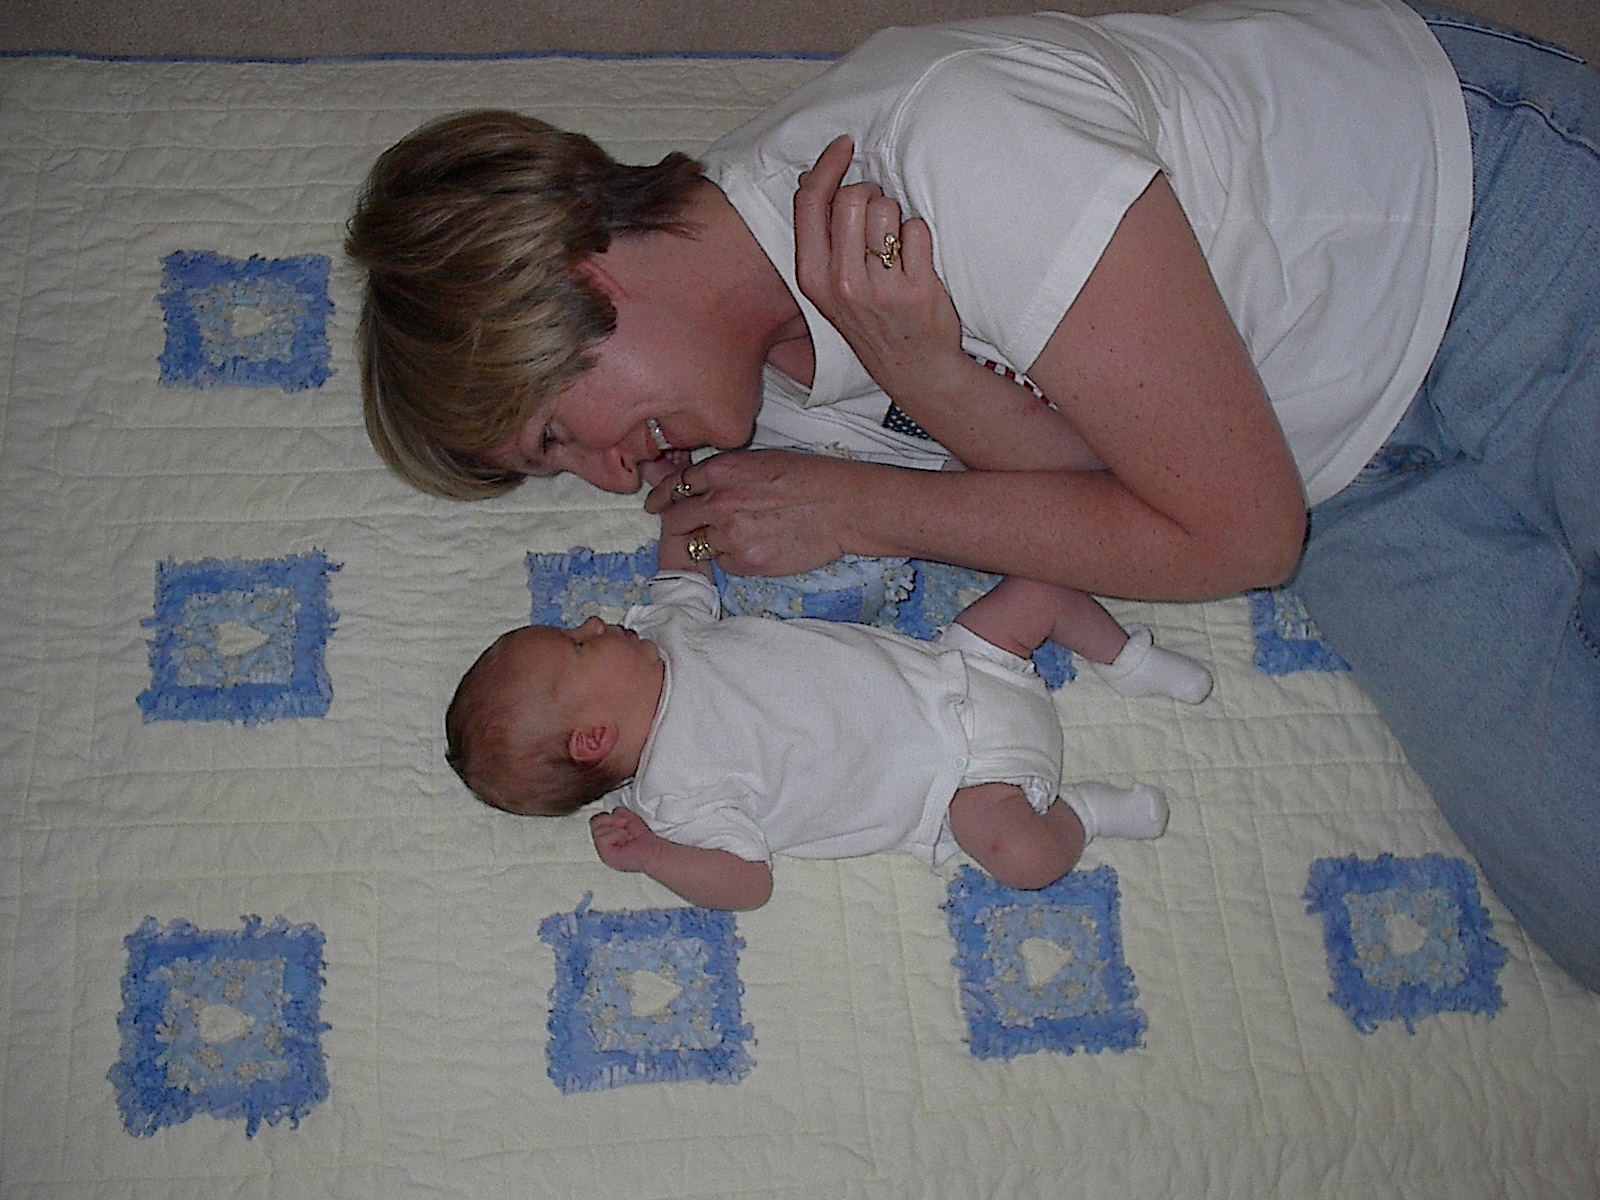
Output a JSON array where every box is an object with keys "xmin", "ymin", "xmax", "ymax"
[{"xmin": 347, "ymin": 0, "xmax": 1599, "ymax": 990}]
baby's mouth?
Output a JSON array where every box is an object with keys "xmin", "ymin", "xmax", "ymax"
[{"xmin": 646, "ymin": 419, "xmax": 673, "ymax": 453}]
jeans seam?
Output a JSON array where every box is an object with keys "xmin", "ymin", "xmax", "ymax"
[
  {"xmin": 1460, "ymin": 80, "xmax": 1600, "ymax": 161},
  {"xmin": 1577, "ymin": 574, "xmax": 1600, "ymax": 664},
  {"xmin": 1423, "ymin": 15, "xmax": 1586, "ymax": 67}
]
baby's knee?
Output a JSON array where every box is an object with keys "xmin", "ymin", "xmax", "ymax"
[{"xmin": 949, "ymin": 785, "xmax": 1074, "ymax": 890}]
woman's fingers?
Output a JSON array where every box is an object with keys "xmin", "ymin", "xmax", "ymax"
[
  {"xmin": 647, "ymin": 450, "xmax": 858, "ymax": 578},
  {"xmin": 794, "ymin": 136, "xmax": 855, "ymax": 292}
]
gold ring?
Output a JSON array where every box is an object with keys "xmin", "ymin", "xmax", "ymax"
[
  {"xmin": 877, "ymin": 233, "xmax": 901, "ymax": 269},
  {"xmin": 673, "ymin": 477, "xmax": 694, "ymax": 499},
  {"xmin": 687, "ymin": 529, "xmax": 716, "ymax": 563}
]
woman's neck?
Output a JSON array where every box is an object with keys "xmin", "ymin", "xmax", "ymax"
[{"xmin": 690, "ymin": 181, "xmax": 814, "ymax": 386}]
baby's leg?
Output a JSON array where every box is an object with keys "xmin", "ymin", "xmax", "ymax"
[
  {"xmin": 954, "ymin": 575, "xmax": 1126, "ymax": 663},
  {"xmin": 948, "ymin": 782, "xmax": 1085, "ymax": 890},
  {"xmin": 949, "ymin": 780, "xmax": 1172, "ymax": 890},
  {"xmin": 954, "ymin": 577, "xmax": 1212, "ymax": 703}
]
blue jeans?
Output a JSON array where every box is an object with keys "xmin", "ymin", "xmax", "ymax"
[{"xmin": 1291, "ymin": 5, "xmax": 1600, "ymax": 990}]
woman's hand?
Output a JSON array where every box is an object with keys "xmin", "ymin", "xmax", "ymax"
[
  {"xmin": 645, "ymin": 449, "xmax": 868, "ymax": 578},
  {"xmin": 793, "ymin": 136, "xmax": 967, "ymax": 405},
  {"xmin": 792, "ymin": 137, "xmax": 1105, "ymax": 475}
]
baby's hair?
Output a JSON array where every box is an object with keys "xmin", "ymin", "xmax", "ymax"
[
  {"xmin": 345, "ymin": 109, "xmax": 707, "ymax": 499},
  {"xmin": 444, "ymin": 628, "xmax": 618, "ymax": 816}
]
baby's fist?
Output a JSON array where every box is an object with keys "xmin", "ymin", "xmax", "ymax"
[{"xmin": 590, "ymin": 807, "xmax": 657, "ymax": 873}]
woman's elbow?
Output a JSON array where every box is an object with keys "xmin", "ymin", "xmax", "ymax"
[
  {"xmin": 1196, "ymin": 494, "xmax": 1306, "ymax": 594},
  {"xmin": 1240, "ymin": 502, "xmax": 1309, "ymax": 589}
]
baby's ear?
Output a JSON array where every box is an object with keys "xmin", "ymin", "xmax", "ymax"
[{"xmin": 568, "ymin": 723, "xmax": 619, "ymax": 765}]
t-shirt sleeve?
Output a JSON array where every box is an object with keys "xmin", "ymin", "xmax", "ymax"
[{"xmin": 882, "ymin": 44, "xmax": 1163, "ymax": 371}]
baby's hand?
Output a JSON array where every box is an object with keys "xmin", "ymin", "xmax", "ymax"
[{"xmin": 590, "ymin": 807, "xmax": 660, "ymax": 874}]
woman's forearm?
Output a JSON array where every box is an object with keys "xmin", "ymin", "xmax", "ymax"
[{"xmin": 837, "ymin": 458, "xmax": 1304, "ymax": 602}]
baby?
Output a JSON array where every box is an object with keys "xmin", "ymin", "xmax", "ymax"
[{"xmin": 447, "ymin": 538, "xmax": 1203, "ymax": 909}]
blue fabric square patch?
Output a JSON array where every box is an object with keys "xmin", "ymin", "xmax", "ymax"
[
  {"xmin": 527, "ymin": 545, "xmax": 660, "ymax": 629},
  {"xmin": 139, "ymin": 552, "xmax": 339, "ymax": 724},
  {"xmin": 1249, "ymin": 588, "xmax": 1350, "ymax": 675},
  {"xmin": 1306, "ymin": 853, "xmax": 1508, "ymax": 1033},
  {"xmin": 158, "ymin": 251, "xmax": 333, "ymax": 391},
  {"xmin": 945, "ymin": 865, "xmax": 1146, "ymax": 1060},
  {"xmin": 108, "ymin": 916, "xmax": 330, "ymax": 1137},
  {"xmin": 527, "ymin": 544, "xmax": 1073, "ymax": 688},
  {"xmin": 539, "ymin": 897, "xmax": 754, "ymax": 1093}
]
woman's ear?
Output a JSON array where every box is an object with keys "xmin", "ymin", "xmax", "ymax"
[
  {"xmin": 573, "ymin": 256, "xmax": 624, "ymax": 301},
  {"xmin": 568, "ymin": 723, "xmax": 619, "ymax": 765}
]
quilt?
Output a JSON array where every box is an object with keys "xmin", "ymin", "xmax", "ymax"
[{"xmin": 1, "ymin": 49, "xmax": 1597, "ymax": 1200}]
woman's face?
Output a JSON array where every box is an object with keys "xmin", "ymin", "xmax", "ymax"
[{"xmin": 480, "ymin": 277, "xmax": 768, "ymax": 494}]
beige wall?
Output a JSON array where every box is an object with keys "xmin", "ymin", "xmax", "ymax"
[{"xmin": 3, "ymin": 0, "xmax": 1596, "ymax": 62}]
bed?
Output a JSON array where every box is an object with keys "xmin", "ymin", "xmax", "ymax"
[{"xmin": 1, "ymin": 48, "xmax": 1597, "ymax": 1199}]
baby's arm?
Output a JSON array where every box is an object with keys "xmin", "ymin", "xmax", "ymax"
[{"xmin": 590, "ymin": 807, "xmax": 774, "ymax": 911}]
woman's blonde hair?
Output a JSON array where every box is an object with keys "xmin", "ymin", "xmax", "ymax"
[{"xmin": 346, "ymin": 110, "xmax": 706, "ymax": 499}]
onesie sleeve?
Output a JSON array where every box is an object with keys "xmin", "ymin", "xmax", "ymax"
[
  {"xmin": 623, "ymin": 570, "xmax": 720, "ymax": 638},
  {"xmin": 627, "ymin": 791, "xmax": 773, "ymax": 867}
]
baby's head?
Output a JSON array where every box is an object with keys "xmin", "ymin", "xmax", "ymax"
[{"xmin": 445, "ymin": 619, "xmax": 664, "ymax": 815}]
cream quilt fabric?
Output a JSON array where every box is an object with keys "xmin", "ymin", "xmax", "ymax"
[{"xmin": 1, "ymin": 52, "xmax": 1597, "ymax": 1199}]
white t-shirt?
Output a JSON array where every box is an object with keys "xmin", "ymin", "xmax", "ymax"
[
  {"xmin": 617, "ymin": 572, "xmax": 1060, "ymax": 867},
  {"xmin": 700, "ymin": 0, "xmax": 1472, "ymax": 504}
]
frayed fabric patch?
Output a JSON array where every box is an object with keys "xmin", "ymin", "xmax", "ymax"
[
  {"xmin": 108, "ymin": 916, "xmax": 330, "ymax": 1137},
  {"xmin": 538, "ymin": 896, "xmax": 754, "ymax": 1094},
  {"xmin": 158, "ymin": 250, "xmax": 333, "ymax": 391},
  {"xmin": 528, "ymin": 543, "xmax": 1073, "ymax": 688},
  {"xmin": 1306, "ymin": 853, "xmax": 1507, "ymax": 1033},
  {"xmin": 528, "ymin": 545, "xmax": 661, "ymax": 629},
  {"xmin": 139, "ymin": 551, "xmax": 339, "ymax": 724},
  {"xmin": 715, "ymin": 554, "xmax": 916, "ymax": 625},
  {"xmin": 945, "ymin": 865, "xmax": 1146, "ymax": 1060},
  {"xmin": 1249, "ymin": 588, "xmax": 1350, "ymax": 675}
]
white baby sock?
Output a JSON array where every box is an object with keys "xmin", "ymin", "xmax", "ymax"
[
  {"xmin": 1060, "ymin": 782, "xmax": 1170, "ymax": 844},
  {"xmin": 1092, "ymin": 625, "xmax": 1213, "ymax": 704}
]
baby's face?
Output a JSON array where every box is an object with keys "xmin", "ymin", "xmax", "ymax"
[{"xmin": 510, "ymin": 618, "xmax": 664, "ymax": 719}]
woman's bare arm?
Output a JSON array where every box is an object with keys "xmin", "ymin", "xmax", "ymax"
[{"xmin": 653, "ymin": 161, "xmax": 1305, "ymax": 601}]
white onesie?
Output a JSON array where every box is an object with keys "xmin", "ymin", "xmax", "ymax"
[{"xmin": 617, "ymin": 572, "xmax": 1064, "ymax": 867}]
